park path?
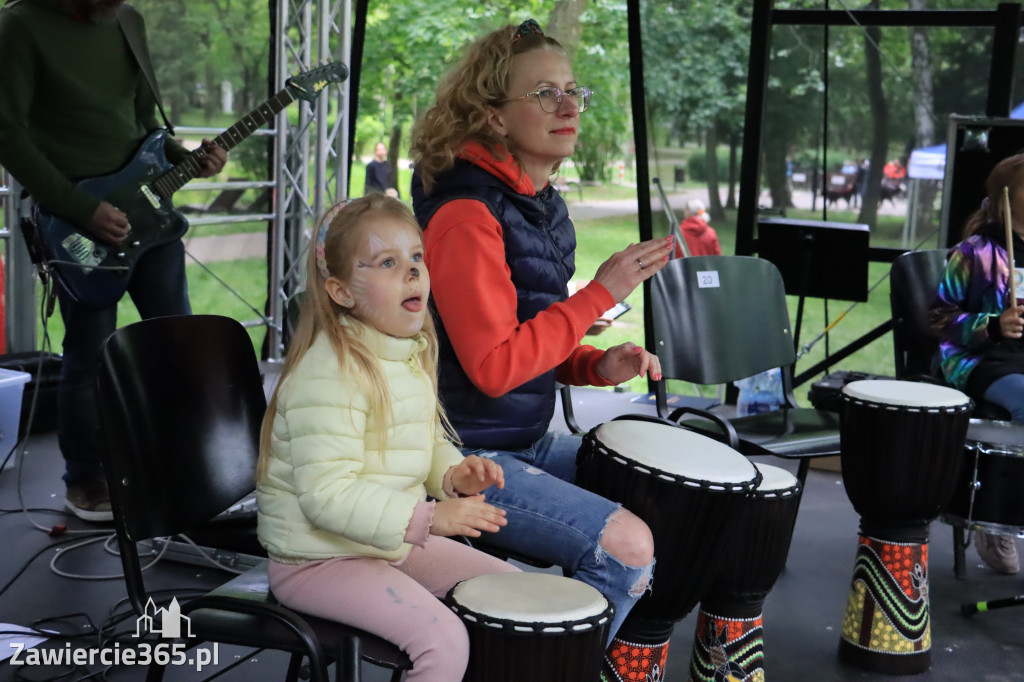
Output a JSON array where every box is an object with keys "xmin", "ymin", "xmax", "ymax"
[{"xmin": 568, "ymin": 187, "xmax": 906, "ymax": 222}]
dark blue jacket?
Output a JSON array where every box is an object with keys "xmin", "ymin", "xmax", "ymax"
[{"xmin": 412, "ymin": 160, "xmax": 576, "ymax": 449}]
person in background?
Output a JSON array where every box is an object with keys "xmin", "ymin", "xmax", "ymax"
[
  {"xmin": 856, "ymin": 157, "xmax": 870, "ymax": 207},
  {"xmin": 675, "ymin": 198, "xmax": 721, "ymax": 257},
  {"xmin": 930, "ymin": 153, "xmax": 1024, "ymax": 575},
  {"xmin": 257, "ymin": 195, "xmax": 518, "ymax": 681},
  {"xmin": 884, "ymin": 157, "xmax": 906, "ymax": 181},
  {"xmin": 411, "ymin": 18, "xmax": 674, "ymax": 675},
  {"xmin": 0, "ymin": 0, "xmax": 227, "ymax": 521},
  {"xmin": 365, "ymin": 141, "xmax": 398, "ymax": 198}
]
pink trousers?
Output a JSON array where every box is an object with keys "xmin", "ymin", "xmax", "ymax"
[{"xmin": 268, "ymin": 537, "xmax": 519, "ymax": 681}]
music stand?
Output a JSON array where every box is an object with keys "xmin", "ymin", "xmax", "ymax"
[{"xmin": 756, "ymin": 217, "xmax": 870, "ymax": 347}]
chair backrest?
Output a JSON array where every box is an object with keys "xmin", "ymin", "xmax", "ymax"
[
  {"xmin": 889, "ymin": 249, "xmax": 946, "ymax": 380},
  {"xmin": 97, "ymin": 315, "xmax": 266, "ymax": 543},
  {"xmin": 651, "ymin": 255, "xmax": 796, "ymax": 385}
]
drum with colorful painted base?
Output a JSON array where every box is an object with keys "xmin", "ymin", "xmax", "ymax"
[
  {"xmin": 446, "ymin": 572, "xmax": 612, "ymax": 682},
  {"xmin": 687, "ymin": 463, "xmax": 802, "ymax": 682},
  {"xmin": 840, "ymin": 536, "xmax": 931, "ymax": 672},
  {"xmin": 837, "ymin": 380, "xmax": 971, "ymax": 674},
  {"xmin": 575, "ymin": 417, "xmax": 761, "ymax": 682}
]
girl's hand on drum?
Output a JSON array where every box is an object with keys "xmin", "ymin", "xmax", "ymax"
[
  {"xmin": 432, "ymin": 496, "xmax": 507, "ymax": 537},
  {"xmin": 592, "ymin": 236, "xmax": 674, "ymax": 302},
  {"xmin": 595, "ymin": 343, "xmax": 663, "ymax": 385},
  {"xmin": 451, "ymin": 455, "xmax": 505, "ymax": 496},
  {"xmin": 999, "ymin": 305, "xmax": 1024, "ymax": 339}
]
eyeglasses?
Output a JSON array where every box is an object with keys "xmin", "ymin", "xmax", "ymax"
[{"xmin": 506, "ymin": 86, "xmax": 592, "ymax": 113}]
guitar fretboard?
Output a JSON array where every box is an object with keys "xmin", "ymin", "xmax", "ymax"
[{"xmin": 151, "ymin": 89, "xmax": 296, "ymax": 199}]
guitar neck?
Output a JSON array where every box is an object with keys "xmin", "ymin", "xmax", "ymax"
[{"xmin": 151, "ymin": 87, "xmax": 296, "ymax": 199}]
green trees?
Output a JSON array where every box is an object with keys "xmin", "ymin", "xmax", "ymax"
[
  {"xmin": 141, "ymin": 0, "xmax": 1012, "ymax": 228},
  {"xmin": 356, "ymin": 0, "xmax": 632, "ymax": 185}
]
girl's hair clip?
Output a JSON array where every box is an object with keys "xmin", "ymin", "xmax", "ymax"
[
  {"xmin": 315, "ymin": 200, "xmax": 351, "ymax": 279},
  {"xmin": 513, "ymin": 18, "xmax": 543, "ymax": 43}
]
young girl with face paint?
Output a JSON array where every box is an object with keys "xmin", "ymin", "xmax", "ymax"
[
  {"xmin": 410, "ymin": 19, "xmax": 663, "ymax": 675},
  {"xmin": 255, "ymin": 195, "xmax": 519, "ymax": 681}
]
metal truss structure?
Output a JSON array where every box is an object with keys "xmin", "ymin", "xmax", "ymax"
[{"xmin": 267, "ymin": 0, "xmax": 352, "ymax": 360}]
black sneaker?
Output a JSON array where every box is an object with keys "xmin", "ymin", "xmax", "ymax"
[{"xmin": 65, "ymin": 477, "xmax": 114, "ymax": 522}]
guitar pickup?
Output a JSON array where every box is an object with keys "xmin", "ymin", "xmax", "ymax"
[
  {"xmin": 140, "ymin": 185, "xmax": 161, "ymax": 209},
  {"xmin": 61, "ymin": 233, "xmax": 104, "ymax": 274}
]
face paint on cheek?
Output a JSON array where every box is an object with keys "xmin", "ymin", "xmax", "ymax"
[{"xmin": 346, "ymin": 275, "xmax": 369, "ymax": 304}]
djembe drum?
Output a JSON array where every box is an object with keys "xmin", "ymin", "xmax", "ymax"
[
  {"xmin": 837, "ymin": 380, "xmax": 971, "ymax": 674},
  {"xmin": 687, "ymin": 462, "xmax": 802, "ymax": 682},
  {"xmin": 446, "ymin": 572, "xmax": 612, "ymax": 682},
  {"xmin": 575, "ymin": 417, "xmax": 761, "ymax": 682}
]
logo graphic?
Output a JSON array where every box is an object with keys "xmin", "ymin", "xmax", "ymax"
[
  {"xmin": 9, "ymin": 597, "xmax": 217, "ymax": 671},
  {"xmin": 134, "ymin": 597, "xmax": 194, "ymax": 639}
]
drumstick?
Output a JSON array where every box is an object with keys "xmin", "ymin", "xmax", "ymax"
[{"xmin": 1004, "ymin": 186, "xmax": 1016, "ymax": 310}]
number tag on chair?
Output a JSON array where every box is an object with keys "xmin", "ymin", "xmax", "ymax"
[{"xmin": 697, "ymin": 271, "xmax": 720, "ymax": 288}]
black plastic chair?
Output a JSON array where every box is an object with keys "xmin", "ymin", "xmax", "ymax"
[
  {"xmin": 889, "ymin": 249, "xmax": 1010, "ymax": 418},
  {"xmin": 889, "ymin": 249, "xmax": 1010, "ymax": 417},
  {"xmin": 96, "ymin": 314, "xmax": 411, "ymax": 681},
  {"xmin": 649, "ymin": 255, "xmax": 841, "ymax": 489},
  {"xmin": 890, "ymin": 249, "xmax": 949, "ymax": 382}
]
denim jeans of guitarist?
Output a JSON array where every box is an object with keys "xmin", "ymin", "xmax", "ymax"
[
  {"xmin": 58, "ymin": 239, "xmax": 191, "ymax": 484},
  {"xmin": 460, "ymin": 431, "xmax": 655, "ymax": 643}
]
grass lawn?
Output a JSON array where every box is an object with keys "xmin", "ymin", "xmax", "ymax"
[
  {"xmin": 37, "ymin": 257, "xmax": 270, "ymax": 358},
  {"xmin": 36, "ymin": 181, "xmax": 904, "ymax": 410}
]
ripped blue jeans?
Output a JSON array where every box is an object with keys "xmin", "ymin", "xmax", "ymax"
[{"xmin": 461, "ymin": 431, "xmax": 654, "ymax": 642}]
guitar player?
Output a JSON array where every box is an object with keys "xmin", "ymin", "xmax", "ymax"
[{"xmin": 0, "ymin": 0, "xmax": 227, "ymax": 521}]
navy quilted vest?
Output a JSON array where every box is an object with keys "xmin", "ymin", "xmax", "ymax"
[{"xmin": 412, "ymin": 161, "xmax": 575, "ymax": 449}]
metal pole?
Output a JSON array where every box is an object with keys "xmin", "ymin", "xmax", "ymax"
[{"xmin": 3, "ymin": 178, "xmax": 37, "ymax": 352}]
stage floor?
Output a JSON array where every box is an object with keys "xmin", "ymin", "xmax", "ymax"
[{"xmin": 1, "ymin": 383, "xmax": 1022, "ymax": 681}]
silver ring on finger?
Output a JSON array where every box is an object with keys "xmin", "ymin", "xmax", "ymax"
[{"xmin": 636, "ymin": 258, "xmax": 645, "ymax": 271}]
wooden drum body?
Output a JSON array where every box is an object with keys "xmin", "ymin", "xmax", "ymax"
[
  {"xmin": 688, "ymin": 463, "xmax": 802, "ymax": 682},
  {"xmin": 446, "ymin": 572, "xmax": 611, "ymax": 682},
  {"xmin": 837, "ymin": 380, "xmax": 971, "ymax": 675},
  {"xmin": 575, "ymin": 418, "xmax": 760, "ymax": 682}
]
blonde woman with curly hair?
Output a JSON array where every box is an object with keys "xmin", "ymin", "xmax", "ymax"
[
  {"xmin": 256, "ymin": 195, "xmax": 518, "ymax": 681},
  {"xmin": 410, "ymin": 18, "xmax": 673, "ymax": 672}
]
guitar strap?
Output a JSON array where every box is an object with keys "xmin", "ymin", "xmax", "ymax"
[{"xmin": 116, "ymin": 4, "xmax": 174, "ymax": 135}]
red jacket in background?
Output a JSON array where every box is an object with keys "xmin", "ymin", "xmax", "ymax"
[{"xmin": 675, "ymin": 216, "xmax": 722, "ymax": 258}]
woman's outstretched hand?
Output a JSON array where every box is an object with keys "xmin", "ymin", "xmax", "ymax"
[
  {"xmin": 432, "ymin": 496, "xmax": 507, "ymax": 537},
  {"xmin": 592, "ymin": 236, "xmax": 675, "ymax": 302},
  {"xmin": 595, "ymin": 342, "xmax": 662, "ymax": 385}
]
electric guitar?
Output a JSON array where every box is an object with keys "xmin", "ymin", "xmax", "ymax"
[{"xmin": 33, "ymin": 61, "xmax": 348, "ymax": 309}]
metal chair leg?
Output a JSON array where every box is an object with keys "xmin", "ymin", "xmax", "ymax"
[{"xmin": 953, "ymin": 525, "xmax": 967, "ymax": 580}]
